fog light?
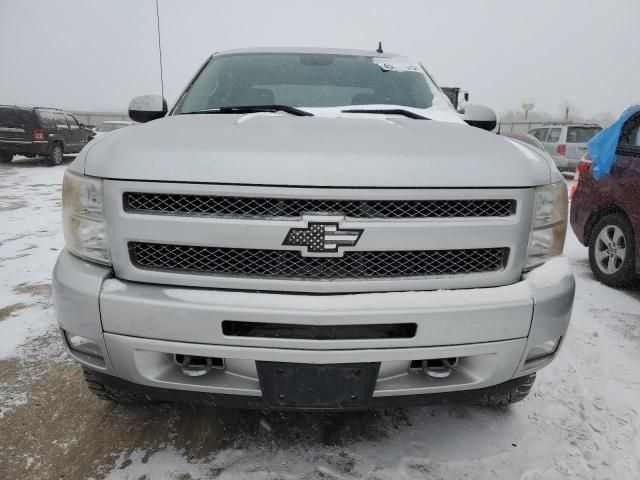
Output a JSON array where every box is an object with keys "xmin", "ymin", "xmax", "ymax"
[
  {"xmin": 65, "ymin": 331, "xmax": 103, "ymax": 357},
  {"xmin": 526, "ymin": 337, "xmax": 561, "ymax": 361}
]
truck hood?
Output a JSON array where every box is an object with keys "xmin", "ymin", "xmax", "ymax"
[{"xmin": 78, "ymin": 114, "xmax": 554, "ymax": 187}]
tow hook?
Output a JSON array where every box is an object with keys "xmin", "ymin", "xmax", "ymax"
[
  {"xmin": 423, "ymin": 358, "xmax": 457, "ymax": 379},
  {"xmin": 179, "ymin": 355, "xmax": 213, "ymax": 377}
]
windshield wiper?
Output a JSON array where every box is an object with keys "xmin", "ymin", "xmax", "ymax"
[
  {"xmin": 341, "ymin": 108, "xmax": 430, "ymax": 120},
  {"xmin": 184, "ymin": 105, "xmax": 313, "ymax": 117}
]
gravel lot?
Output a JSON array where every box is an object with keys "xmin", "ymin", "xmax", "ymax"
[{"xmin": 1, "ymin": 157, "xmax": 639, "ymax": 479}]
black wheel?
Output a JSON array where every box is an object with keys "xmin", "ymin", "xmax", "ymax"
[
  {"xmin": 0, "ymin": 151, "xmax": 13, "ymax": 163},
  {"xmin": 589, "ymin": 213, "xmax": 636, "ymax": 288},
  {"xmin": 48, "ymin": 142, "xmax": 64, "ymax": 166},
  {"xmin": 82, "ymin": 367, "xmax": 154, "ymax": 404},
  {"xmin": 472, "ymin": 374, "xmax": 536, "ymax": 406}
]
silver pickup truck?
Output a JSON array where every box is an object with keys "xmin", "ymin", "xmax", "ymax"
[{"xmin": 53, "ymin": 47, "xmax": 575, "ymax": 410}]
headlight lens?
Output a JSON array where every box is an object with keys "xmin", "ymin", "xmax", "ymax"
[
  {"xmin": 62, "ymin": 171, "xmax": 110, "ymax": 265},
  {"xmin": 525, "ymin": 182, "xmax": 568, "ymax": 270}
]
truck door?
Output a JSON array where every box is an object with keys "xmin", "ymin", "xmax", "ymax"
[
  {"xmin": 53, "ymin": 112, "xmax": 72, "ymax": 150},
  {"xmin": 65, "ymin": 114, "xmax": 84, "ymax": 152},
  {"xmin": 611, "ymin": 113, "xmax": 640, "ymax": 231}
]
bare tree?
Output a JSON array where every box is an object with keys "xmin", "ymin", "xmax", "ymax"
[
  {"xmin": 500, "ymin": 103, "xmax": 615, "ymax": 128},
  {"xmin": 499, "ymin": 108, "xmax": 553, "ymax": 123},
  {"xmin": 588, "ymin": 111, "xmax": 616, "ymax": 127},
  {"xmin": 557, "ymin": 101, "xmax": 583, "ymax": 123}
]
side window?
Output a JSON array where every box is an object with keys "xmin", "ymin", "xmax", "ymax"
[
  {"xmin": 54, "ymin": 113, "xmax": 69, "ymax": 129},
  {"xmin": 619, "ymin": 115, "xmax": 640, "ymax": 147},
  {"xmin": 65, "ymin": 114, "xmax": 80, "ymax": 129},
  {"xmin": 547, "ymin": 128, "xmax": 561, "ymax": 143},
  {"xmin": 531, "ymin": 128, "xmax": 549, "ymax": 142},
  {"xmin": 37, "ymin": 111, "xmax": 57, "ymax": 129}
]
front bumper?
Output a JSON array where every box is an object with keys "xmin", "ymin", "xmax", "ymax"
[{"xmin": 53, "ymin": 250, "xmax": 575, "ymax": 406}]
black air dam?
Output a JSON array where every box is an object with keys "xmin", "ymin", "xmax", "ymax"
[{"xmin": 221, "ymin": 321, "xmax": 417, "ymax": 340}]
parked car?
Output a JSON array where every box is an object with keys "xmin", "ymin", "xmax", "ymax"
[
  {"xmin": 529, "ymin": 123, "xmax": 602, "ymax": 172},
  {"xmin": 570, "ymin": 112, "xmax": 640, "ymax": 287},
  {"xmin": 0, "ymin": 105, "xmax": 93, "ymax": 165},
  {"xmin": 92, "ymin": 121, "xmax": 136, "ymax": 138},
  {"xmin": 53, "ymin": 47, "xmax": 574, "ymax": 411},
  {"xmin": 500, "ymin": 132, "xmax": 545, "ymax": 150}
]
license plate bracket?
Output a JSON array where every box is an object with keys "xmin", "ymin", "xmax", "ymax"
[{"xmin": 256, "ymin": 362, "xmax": 380, "ymax": 410}]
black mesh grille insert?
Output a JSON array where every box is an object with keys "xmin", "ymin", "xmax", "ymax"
[
  {"xmin": 129, "ymin": 242, "xmax": 508, "ymax": 279},
  {"xmin": 124, "ymin": 193, "xmax": 515, "ymax": 219}
]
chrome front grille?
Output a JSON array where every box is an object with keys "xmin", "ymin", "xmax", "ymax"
[
  {"xmin": 129, "ymin": 242, "xmax": 509, "ymax": 280},
  {"xmin": 124, "ymin": 192, "xmax": 515, "ymax": 219},
  {"xmin": 106, "ymin": 181, "xmax": 531, "ymax": 293}
]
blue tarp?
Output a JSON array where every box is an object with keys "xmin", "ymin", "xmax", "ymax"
[{"xmin": 588, "ymin": 105, "xmax": 640, "ymax": 180}]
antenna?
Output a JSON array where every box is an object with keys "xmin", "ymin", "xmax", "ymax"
[
  {"xmin": 155, "ymin": 0, "xmax": 165, "ymax": 99},
  {"xmin": 376, "ymin": 41, "xmax": 383, "ymax": 54}
]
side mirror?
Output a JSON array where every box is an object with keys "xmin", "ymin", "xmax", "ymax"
[
  {"xmin": 462, "ymin": 104, "xmax": 497, "ymax": 131},
  {"xmin": 128, "ymin": 95, "xmax": 167, "ymax": 123},
  {"xmin": 463, "ymin": 92, "xmax": 469, "ymax": 102}
]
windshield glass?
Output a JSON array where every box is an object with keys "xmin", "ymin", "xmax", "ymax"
[
  {"xmin": 175, "ymin": 53, "xmax": 435, "ymax": 114},
  {"xmin": 96, "ymin": 122, "xmax": 128, "ymax": 132},
  {"xmin": 566, "ymin": 126, "xmax": 601, "ymax": 143}
]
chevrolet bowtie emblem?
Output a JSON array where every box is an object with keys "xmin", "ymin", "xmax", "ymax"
[{"xmin": 283, "ymin": 222, "xmax": 363, "ymax": 255}]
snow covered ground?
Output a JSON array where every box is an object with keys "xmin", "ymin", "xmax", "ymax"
[{"xmin": 0, "ymin": 157, "xmax": 639, "ymax": 479}]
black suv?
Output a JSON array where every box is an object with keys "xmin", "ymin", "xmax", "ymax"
[{"xmin": 0, "ymin": 105, "xmax": 93, "ymax": 166}]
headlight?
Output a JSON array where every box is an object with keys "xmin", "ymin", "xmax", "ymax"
[
  {"xmin": 525, "ymin": 181, "xmax": 568, "ymax": 270},
  {"xmin": 62, "ymin": 171, "xmax": 110, "ymax": 265}
]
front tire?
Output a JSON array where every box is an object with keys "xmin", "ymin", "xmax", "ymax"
[
  {"xmin": 48, "ymin": 142, "xmax": 64, "ymax": 166},
  {"xmin": 0, "ymin": 151, "xmax": 13, "ymax": 163},
  {"xmin": 473, "ymin": 374, "xmax": 536, "ymax": 406},
  {"xmin": 589, "ymin": 213, "xmax": 636, "ymax": 287},
  {"xmin": 83, "ymin": 367, "xmax": 154, "ymax": 404}
]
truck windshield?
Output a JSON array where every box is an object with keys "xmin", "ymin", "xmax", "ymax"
[{"xmin": 174, "ymin": 53, "xmax": 435, "ymax": 114}]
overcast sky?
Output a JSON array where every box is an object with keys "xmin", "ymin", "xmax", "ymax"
[{"xmin": 1, "ymin": 0, "xmax": 638, "ymax": 118}]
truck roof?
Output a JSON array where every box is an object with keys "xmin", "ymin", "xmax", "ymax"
[
  {"xmin": 0, "ymin": 105, "xmax": 63, "ymax": 112},
  {"xmin": 213, "ymin": 46, "xmax": 405, "ymax": 59}
]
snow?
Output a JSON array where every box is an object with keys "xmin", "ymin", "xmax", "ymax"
[
  {"xmin": 1, "ymin": 160, "xmax": 639, "ymax": 478},
  {"xmin": 102, "ymin": 447, "xmax": 217, "ymax": 480},
  {"xmin": 0, "ymin": 160, "xmax": 64, "ymax": 360}
]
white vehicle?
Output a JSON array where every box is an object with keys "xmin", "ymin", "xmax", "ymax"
[
  {"xmin": 53, "ymin": 47, "xmax": 574, "ymax": 410},
  {"xmin": 528, "ymin": 123, "xmax": 602, "ymax": 171},
  {"xmin": 92, "ymin": 121, "xmax": 136, "ymax": 138}
]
